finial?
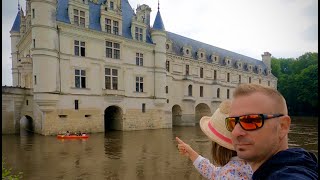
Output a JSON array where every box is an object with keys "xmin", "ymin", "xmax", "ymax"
[
  {"xmin": 158, "ymin": 0, "xmax": 160, "ymax": 11},
  {"xmin": 18, "ymin": 0, "xmax": 20, "ymax": 11}
]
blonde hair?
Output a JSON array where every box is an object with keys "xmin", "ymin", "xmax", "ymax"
[
  {"xmin": 211, "ymin": 141, "xmax": 237, "ymax": 166},
  {"xmin": 233, "ymin": 84, "xmax": 288, "ymax": 115}
]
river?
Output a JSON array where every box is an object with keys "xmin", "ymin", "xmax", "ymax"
[{"xmin": 2, "ymin": 117, "xmax": 318, "ymax": 180}]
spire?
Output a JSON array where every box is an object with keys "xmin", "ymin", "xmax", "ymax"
[
  {"xmin": 18, "ymin": 0, "xmax": 20, "ymax": 11},
  {"xmin": 152, "ymin": 3, "xmax": 165, "ymax": 31}
]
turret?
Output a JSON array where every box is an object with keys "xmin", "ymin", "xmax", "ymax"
[
  {"xmin": 10, "ymin": 9, "xmax": 21, "ymax": 86},
  {"xmin": 31, "ymin": 0, "xmax": 59, "ymax": 92},
  {"xmin": 151, "ymin": 3, "xmax": 166, "ymax": 101}
]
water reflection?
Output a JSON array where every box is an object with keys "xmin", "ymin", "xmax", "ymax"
[{"xmin": 2, "ymin": 117, "xmax": 318, "ymax": 180}]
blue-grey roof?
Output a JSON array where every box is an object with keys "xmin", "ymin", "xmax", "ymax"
[
  {"xmin": 153, "ymin": 10, "xmax": 165, "ymax": 31},
  {"xmin": 10, "ymin": 11, "xmax": 20, "ymax": 32},
  {"xmin": 56, "ymin": 0, "xmax": 70, "ymax": 23},
  {"xmin": 166, "ymin": 31, "xmax": 268, "ymax": 73}
]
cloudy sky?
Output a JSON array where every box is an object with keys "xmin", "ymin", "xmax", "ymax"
[{"xmin": 2, "ymin": 0, "xmax": 318, "ymax": 86}]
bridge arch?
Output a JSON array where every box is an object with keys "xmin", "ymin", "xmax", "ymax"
[
  {"xmin": 195, "ymin": 103, "xmax": 211, "ymax": 123},
  {"xmin": 172, "ymin": 105, "xmax": 182, "ymax": 126},
  {"xmin": 20, "ymin": 115, "xmax": 34, "ymax": 133},
  {"xmin": 104, "ymin": 106, "xmax": 123, "ymax": 131}
]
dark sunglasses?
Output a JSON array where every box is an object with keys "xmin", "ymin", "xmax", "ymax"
[{"xmin": 225, "ymin": 114, "xmax": 284, "ymax": 132}]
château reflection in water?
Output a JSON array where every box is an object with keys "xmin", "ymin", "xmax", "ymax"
[{"xmin": 2, "ymin": 117, "xmax": 318, "ymax": 180}]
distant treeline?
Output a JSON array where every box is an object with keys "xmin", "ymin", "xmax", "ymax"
[{"xmin": 271, "ymin": 52, "xmax": 318, "ymax": 116}]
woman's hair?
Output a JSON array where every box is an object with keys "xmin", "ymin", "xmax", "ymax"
[{"xmin": 211, "ymin": 141, "xmax": 237, "ymax": 166}]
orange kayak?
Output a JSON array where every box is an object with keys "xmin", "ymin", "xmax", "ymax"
[{"xmin": 57, "ymin": 135, "xmax": 89, "ymax": 139}]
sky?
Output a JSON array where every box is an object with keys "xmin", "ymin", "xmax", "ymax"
[{"xmin": 2, "ymin": 0, "xmax": 318, "ymax": 86}]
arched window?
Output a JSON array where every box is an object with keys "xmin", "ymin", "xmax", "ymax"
[
  {"xmin": 217, "ymin": 88, "xmax": 220, "ymax": 98},
  {"xmin": 188, "ymin": 85, "xmax": 192, "ymax": 96}
]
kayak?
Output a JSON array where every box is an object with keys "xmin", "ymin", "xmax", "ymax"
[{"xmin": 57, "ymin": 134, "xmax": 89, "ymax": 139}]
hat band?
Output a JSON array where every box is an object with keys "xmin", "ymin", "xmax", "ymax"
[{"xmin": 208, "ymin": 121, "xmax": 232, "ymax": 144}]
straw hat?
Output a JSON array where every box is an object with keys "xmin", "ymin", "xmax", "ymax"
[{"xmin": 199, "ymin": 100, "xmax": 234, "ymax": 150}]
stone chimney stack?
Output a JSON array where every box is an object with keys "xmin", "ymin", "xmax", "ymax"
[{"xmin": 262, "ymin": 52, "xmax": 272, "ymax": 69}]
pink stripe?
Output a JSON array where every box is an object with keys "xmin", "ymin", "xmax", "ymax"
[{"xmin": 208, "ymin": 122, "xmax": 232, "ymax": 144}]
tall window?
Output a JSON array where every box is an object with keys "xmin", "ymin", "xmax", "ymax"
[
  {"xmin": 227, "ymin": 89, "xmax": 230, "ymax": 99},
  {"xmin": 217, "ymin": 88, "xmax": 220, "ymax": 98},
  {"xmin": 113, "ymin": 20, "xmax": 119, "ymax": 35},
  {"xmin": 135, "ymin": 27, "xmax": 143, "ymax": 41},
  {"xmin": 227, "ymin": 73, "xmax": 230, "ymax": 82},
  {"xmin": 34, "ymin": 75, "xmax": 37, "ymax": 85},
  {"xmin": 75, "ymin": 69, "xmax": 86, "ymax": 88},
  {"xmin": 32, "ymin": 9, "xmax": 35, "ymax": 18},
  {"xmin": 105, "ymin": 18, "xmax": 111, "ymax": 33},
  {"xmin": 142, "ymin": 103, "xmax": 146, "ymax": 113},
  {"xmin": 106, "ymin": 41, "xmax": 120, "ymax": 59},
  {"xmin": 259, "ymin": 79, "xmax": 261, "ymax": 84},
  {"xmin": 249, "ymin": 77, "xmax": 251, "ymax": 83},
  {"xmin": 268, "ymin": 81, "xmax": 270, "ymax": 86},
  {"xmin": 166, "ymin": 61, "xmax": 170, "ymax": 72},
  {"xmin": 105, "ymin": 68, "xmax": 118, "ymax": 90},
  {"xmin": 165, "ymin": 86, "xmax": 168, "ymax": 94},
  {"xmin": 74, "ymin": 9, "xmax": 85, "ymax": 27},
  {"xmin": 239, "ymin": 75, "xmax": 241, "ymax": 83},
  {"xmin": 110, "ymin": 1, "xmax": 114, "ymax": 10},
  {"xmin": 186, "ymin": 65, "xmax": 189, "ymax": 75},
  {"xmin": 188, "ymin": 85, "xmax": 192, "ymax": 96},
  {"xmin": 136, "ymin": 77, "xmax": 143, "ymax": 92},
  {"xmin": 200, "ymin": 86, "xmax": 203, "ymax": 97},
  {"xmin": 75, "ymin": 100, "xmax": 79, "ymax": 110},
  {"xmin": 136, "ymin": 53, "xmax": 143, "ymax": 66},
  {"xmin": 74, "ymin": 40, "xmax": 85, "ymax": 57},
  {"xmin": 214, "ymin": 70, "xmax": 217, "ymax": 80},
  {"xmin": 200, "ymin": 67, "xmax": 203, "ymax": 78}
]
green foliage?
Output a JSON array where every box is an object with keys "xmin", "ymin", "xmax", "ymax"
[
  {"xmin": 2, "ymin": 158, "xmax": 23, "ymax": 180},
  {"xmin": 271, "ymin": 52, "xmax": 318, "ymax": 116}
]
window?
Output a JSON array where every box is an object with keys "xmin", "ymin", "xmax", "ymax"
[
  {"xmin": 214, "ymin": 70, "xmax": 217, "ymax": 80},
  {"xmin": 105, "ymin": 18, "xmax": 111, "ymax": 33},
  {"xmin": 113, "ymin": 20, "xmax": 119, "ymax": 35},
  {"xmin": 166, "ymin": 61, "xmax": 170, "ymax": 72},
  {"xmin": 32, "ymin": 9, "xmax": 35, "ymax": 18},
  {"xmin": 135, "ymin": 27, "xmax": 143, "ymax": 41},
  {"xmin": 259, "ymin": 79, "xmax": 261, "ymax": 84},
  {"xmin": 186, "ymin": 49, "xmax": 189, "ymax": 54},
  {"xmin": 166, "ymin": 44, "xmax": 169, "ymax": 50},
  {"xmin": 34, "ymin": 75, "xmax": 37, "ymax": 85},
  {"xmin": 249, "ymin": 77, "xmax": 251, "ymax": 83},
  {"xmin": 239, "ymin": 75, "xmax": 241, "ymax": 83},
  {"xmin": 75, "ymin": 69, "xmax": 86, "ymax": 88},
  {"xmin": 33, "ymin": 39, "xmax": 35, "ymax": 48},
  {"xmin": 200, "ymin": 86, "xmax": 203, "ymax": 97},
  {"xmin": 74, "ymin": 40, "xmax": 85, "ymax": 57},
  {"xmin": 165, "ymin": 86, "xmax": 168, "ymax": 94},
  {"xmin": 186, "ymin": 65, "xmax": 189, "ymax": 75},
  {"xmin": 200, "ymin": 67, "xmax": 203, "ymax": 78},
  {"xmin": 217, "ymin": 88, "xmax": 220, "ymax": 98},
  {"xmin": 26, "ymin": 100, "xmax": 28, "ymax": 106},
  {"xmin": 227, "ymin": 89, "xmax": 230, "ymax": 99},
  {"xmin": 188, "ymin": 85, "xmax": 192, "ymax": 96},
  {"xmin": 110, "ymin": 1, "xmax": 114, "ymax": 10},
  {"xmin": 74, "ymin": 9, "xmax": 85, "ymax": 27},
  {"xmin": 142, "ymin": 103, "xmax": 146, "ymax": 113},
  {"xmin": 106, "ymin": 41, "xmax": 120, "ymax": 59},
  {"xmin": 136, "ymin": 77, "xmax": 143, "ymax": 92},
  {"xmin": 268, "ymin": 81, "xmax": 270, "ymax": 86},
  {"xmin": 75, "ymin": 100, "xmax": 79, "ymax": 110},
  {"xmin": 227, "ymin": 73, "xmax": 230, "ymax": 82},
  {"xmin": 105, "ymin": 68, "xmax": 118, "ymax": 90},
  {"xmin": 136, "ymin": 53, "xmax": 143, "ymax": 66}
]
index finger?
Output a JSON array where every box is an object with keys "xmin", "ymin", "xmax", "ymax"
[{"xmin": 175, "ymin": 137, "xmax": 185, "ymax": 144}]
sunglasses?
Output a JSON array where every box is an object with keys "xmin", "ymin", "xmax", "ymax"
[{"xmin": 225, "ymin": 114, "xmax": 284, "ymax": 132}]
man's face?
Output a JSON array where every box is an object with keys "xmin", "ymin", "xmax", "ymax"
[{"xmin": 230, "ymin": 92, "xmax": 282, "ymax": 163}]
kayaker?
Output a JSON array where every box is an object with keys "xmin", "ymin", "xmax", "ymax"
[{"xmin": 65, "ymin": 131, "xmax": 70, "ymax": 136}]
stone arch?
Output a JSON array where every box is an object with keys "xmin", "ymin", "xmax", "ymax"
[
  {"xmin": 104, "ymin": 106, "xmax": 123, "ymax": 131},
  {"xmin": 172, "ymin": 104, "xmax": 182, "ymax": 126},
  {"xmin": 195, "ymin": 103, "xmax": 211, "ymax": 123},
  {"xmin": 20, "ymin": 115, "xmax": 34, "ymax": 133}
]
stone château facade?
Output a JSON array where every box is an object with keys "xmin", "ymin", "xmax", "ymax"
[{"xmin": 8, "ymin": 0, "xmax": 277, "ymax": 135}]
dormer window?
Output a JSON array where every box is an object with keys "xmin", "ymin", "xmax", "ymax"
[
  {"xmin": 110, "ymin": 1, "xmax": 114, "ymax": 10},
  {"xmin": 197, "ymin": 49, "xmax": 206, "ymax": 60},
  {"xmin": 182, "ymin": 46, "xmax": 192, "ymax": 57},
  {"xmin": 166, "ymin": 40, "xmax": 173, "ymax": 52},
  {"xmin": 186, "ymin": 49, "xmax": 189, "ymax": 54},
  {"xmin": 166, "ymin": 44, "xmax": 169, "ymax": 50},
  {"xmin": 211, "ymin": 54, "xmax": 219, "ymax": 63},
  {"xmin": 224, "ymin": 57, "xmax": 231, "ymax": 66},
  {"xmin": 201, "ymin": 53, "xmax": 203, "ymax": 58},
  {"xmin": 74, "ymin": 9, "xmax": 85, "ymax": 27}
]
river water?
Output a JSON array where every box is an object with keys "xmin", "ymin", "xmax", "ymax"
[{"xmin": 2, "ymin": 117, "xmax": 318, "ymax": 180}]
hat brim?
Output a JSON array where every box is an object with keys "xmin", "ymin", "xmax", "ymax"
[{"xmin": 199, "ymin": 116, "xmax": 234, "ymax": 150}]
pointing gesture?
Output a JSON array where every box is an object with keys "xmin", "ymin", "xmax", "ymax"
[{"xmin": 176, "ymin": 137, "xmax": 199, "ymax": 162}]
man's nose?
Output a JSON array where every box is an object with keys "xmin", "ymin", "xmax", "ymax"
[{"xmin": 232, "ymin": 123, "xmax": 246, "ymax": 137}]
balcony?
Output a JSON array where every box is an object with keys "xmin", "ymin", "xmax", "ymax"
[
  {"xmin": 19, "ymin": 56, "xmax": 32, "ymax": 65},
  {"xmin": 183, "ymin": 95, "xmax": 195, "ymax": 102},
  {"xmin": 103, "ymin": 89, "xmax": 125, "ymax": 96}
]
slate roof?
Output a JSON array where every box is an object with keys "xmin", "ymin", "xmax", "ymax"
[
  {"xmin": 10, "ymin": 10, "xmax": 20, "ymax": 32},
  {"xmin": 153, "ymin": 10, "xmax": 165, "ymax": 31}
]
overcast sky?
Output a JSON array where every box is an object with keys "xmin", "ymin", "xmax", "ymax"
[{"xmin": 2, "ymin": 0, "xmax": 318, "ymax": 86}]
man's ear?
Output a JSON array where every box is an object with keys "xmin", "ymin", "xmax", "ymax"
[{"xmin": 279, "ymin": 115, "xmax": 291, "ymax": 139}]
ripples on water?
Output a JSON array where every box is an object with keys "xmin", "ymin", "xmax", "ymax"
[{"xmin": 2, "ymin": 117, "xmax": 318, "ymax": 180}]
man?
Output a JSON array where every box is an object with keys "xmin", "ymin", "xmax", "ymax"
[{"xmin": 225, "ymin": 83, "xmax": 318, "ymax": 179}]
